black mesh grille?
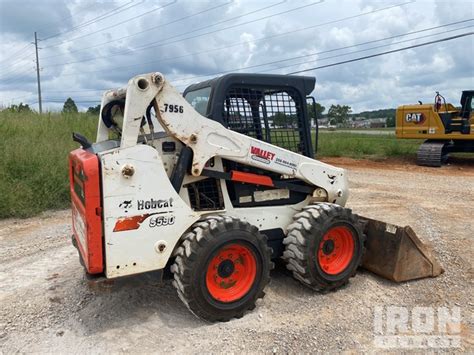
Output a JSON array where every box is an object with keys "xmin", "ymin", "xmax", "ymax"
[
  {"xmin": 223, "ymin": 86, "xmax": 306, "ymax": 154},
  {"xmin": 186, "ymin": 178, "xmax": 224, "ymax": 211}
]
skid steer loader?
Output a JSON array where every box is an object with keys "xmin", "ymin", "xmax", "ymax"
[{"xmin": 69, "ymin": 72, "xmax": 443, "ymax": 322}]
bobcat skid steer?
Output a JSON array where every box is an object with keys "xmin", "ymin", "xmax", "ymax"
[{"xmin": 69, "ymin": 72, "xmax": 443, "ymax": 322}]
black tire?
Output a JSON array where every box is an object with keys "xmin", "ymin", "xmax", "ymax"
[
  {"xmin": 171, "ymin": 215, "xmax": 272, "ymax": 322},
  {"xmin": 283, "ymin": 203, "xmax": 365, "ymax": 291}
]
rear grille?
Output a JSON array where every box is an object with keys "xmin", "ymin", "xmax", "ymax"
[{"xmin": 186, "ymin": 178, "xmax": 224, "ymax": 211}]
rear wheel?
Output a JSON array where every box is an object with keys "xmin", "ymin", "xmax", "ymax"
[
  {"xmin": 283, "ymin": 203, "xmax": 365, "ymax": 291},
  {"xmin": 171, "ymin": 216, "xmax": 272, "ymax": 322}
]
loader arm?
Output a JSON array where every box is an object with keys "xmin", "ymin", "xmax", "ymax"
[{"xmin": 110, "ymin": 72, "xmax": 348, "ymax": 205}]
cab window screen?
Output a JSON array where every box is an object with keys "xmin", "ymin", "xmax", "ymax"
[{"xmin": 222, "ymin": 86, "xmax": 306, "ymax": 154}]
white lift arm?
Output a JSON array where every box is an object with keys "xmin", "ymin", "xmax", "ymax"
[{"xmin": 97, "ymin": 72, "xmax": 348, "ymax": 205}]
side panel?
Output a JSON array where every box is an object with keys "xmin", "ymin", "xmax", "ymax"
[
  {"xmin": 397, "ymin": 104, "xmax": 472, "ymax": 139},
  {"xmin": 69, "ymin": 149, "xmax": 103, "ymax": 274},
  {"xmin": 100, "ymin": 144, "xmax": 200, "ymax": 278},
  {"xmin": 397, "ymin": 105, "xmax": 433, "ymax": 138},
  {"xmin": 153, "ymin": 78, "xmax": 348, "ymax": 206}
]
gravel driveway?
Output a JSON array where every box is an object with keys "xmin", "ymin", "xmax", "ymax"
[{"xmin": 1, "ymin": 158, "xmax": 472, "ymax": 353}]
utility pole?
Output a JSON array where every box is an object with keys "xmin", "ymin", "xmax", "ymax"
[{"xmin": 34, "ymin": 32, "xmax": 42, "ymax": 114}]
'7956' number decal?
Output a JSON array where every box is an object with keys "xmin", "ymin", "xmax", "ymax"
[
  {"xmin": 163, "ymin": 103, "xmax": 183, "ymax": 113},
  {"xmin": 149, "ymin": 215, "xmax": 175, "ymax": 227}
]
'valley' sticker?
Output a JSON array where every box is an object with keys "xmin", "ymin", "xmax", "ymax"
[{"xmin": 250, "ymin": 146, "xmax": 275, "ymax": 164}]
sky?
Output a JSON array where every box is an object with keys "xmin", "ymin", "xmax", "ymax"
[{"xmin": 0, "ymin": 0, "xmax": 473, "ymax": 113}]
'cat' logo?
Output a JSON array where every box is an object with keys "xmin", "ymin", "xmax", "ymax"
[{"xmin": 405, "ymin": 113, "xmax": 426, "ymax": 124}]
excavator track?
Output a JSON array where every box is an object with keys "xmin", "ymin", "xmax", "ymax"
[{"xmin": 416, "ymin": 140, "xmax": 449, "ymax": 167}]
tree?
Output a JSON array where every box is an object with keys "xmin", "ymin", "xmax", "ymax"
[
  {"xmin": 8, "ymin": 103, "xmax": 32, "ymax": 113},
  {"xmin": 62, "ymin": 98, "xmax": 78, "ymax": 113},
  {"xmin": 272, "ymin": 112, "xmax": 297, "ymax": 128},
  {"xmin": 306, "ymin": 102, "xmax": 325, "ymax": 126},
  {"xmin": 386, "ymin": 116, "xmax": 395, "ymax": 127},
  {"xmin": 327, "ymin": 104, "xmax": 352, "ymax": 127},
  {"xmin": 87, "ymin": 104, "xmax": 100, "ymax": 115}
]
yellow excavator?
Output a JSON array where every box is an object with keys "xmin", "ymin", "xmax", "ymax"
[{"xmin": 396, "ymin": 91, "xmax": 474, "ymax": 166}]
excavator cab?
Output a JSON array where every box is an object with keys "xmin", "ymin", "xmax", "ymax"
[{"xmin": 460, "ymin": 90, "xmax": 474, "ymax": 122}]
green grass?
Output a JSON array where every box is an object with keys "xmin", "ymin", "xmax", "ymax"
[
  {"xmin": 0, "ymin": 111, "xmax": 97, "ymax": 218},
  {"xmin": 315, "ymin": 131, "xmax": 422, "ymax": 159},
  {"xmin": 0, "ymin": 112, "xmax": 422, "ymax": 219}
]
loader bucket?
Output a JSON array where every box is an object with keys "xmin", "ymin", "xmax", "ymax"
[{"xmin": 359, "ymin": 217, "xmax": 444, "ymax": 282}]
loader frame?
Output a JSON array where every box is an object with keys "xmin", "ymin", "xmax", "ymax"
[
  {"xmin": 70, "ymin": 72, "xmax": 443, "ymax": 287},
  {"xmin": 87, "ymin": 72, "xmax": 346, "ymax": 278}
]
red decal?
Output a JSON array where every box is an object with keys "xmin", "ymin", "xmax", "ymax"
[
  {"xmin": 231, "ymin": 170, "xmax": 274, "ymax": 187},
  {"xmin": 113, "ymin": 214, "xmax": 151, "ymax": 232}
]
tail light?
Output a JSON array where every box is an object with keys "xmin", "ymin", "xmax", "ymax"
[{"xmin": 69, "ymin": 149, "xmax": 103, "ymax": 274}]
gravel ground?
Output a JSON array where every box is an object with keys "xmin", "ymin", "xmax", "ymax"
[{"xmin": 1, "ymin": 159, "xmax": 473, "ymax": 353}]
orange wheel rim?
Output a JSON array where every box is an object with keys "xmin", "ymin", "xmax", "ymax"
[
  {"xmin": 206, "ymin": 243, "xmax": 257, "ymax": 303},
  {"xmin": 317, "ymin": 226, "xmax": 355, "ymax": 275}
]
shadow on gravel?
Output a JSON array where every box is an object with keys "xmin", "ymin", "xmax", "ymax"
[
  {"xmin": 447, "ymin": 156, "xmax": 474, "ymax": 167},
  {"xmin": 70, "ymin": 262, "xmax": 322, "ymax": 336},
  {"xmin": 69, "ymin": 260, "xmax": 417, "ymax": 337},
  {"xmin": 72, "ymin": 274, "xmax": 202, "ymax": 336}
]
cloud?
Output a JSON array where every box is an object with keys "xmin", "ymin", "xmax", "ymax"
[
  {"xmin": 0, "ymin": 0, "xmax": 473, "ymax": 112},
  {"xmin": 0, "ymin": 0, "xmax": 72, "ymax": 40}
]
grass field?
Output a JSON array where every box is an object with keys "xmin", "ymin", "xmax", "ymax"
[
  {"xmin": 0, "ymin": 111, "xmax": 97, "ymax": 218},
  {"xmin": 0, "ymin": 112, "xmax": 422, "ymax": 218},
  {"xmin": 316, "ymin": 131, "xmax": 421, "ymax": 159}
]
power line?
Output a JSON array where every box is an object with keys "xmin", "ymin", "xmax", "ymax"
[
  {"xmin": 0, "ymin": 67, "xmax": 36, "ymax": 86},
  {"xmin": 165, "ymin": 30, "xmax": 473, "ymax": 90},
  {"xmin": 38, "ymin": 21, "xmax": 471, "ymax": 94},
  {"xmin": 0, "ymin": 55, "xmax": 34, "ymax": 78},
  {"xmin": 161, "ymin": 24, "xmax": 474, "ymax": 85},
  {"xmin": 41, "ymin": 1, "xmax": 415, "ymax": 76},
  {"xmin": 287, "ymin": 32, "xmax": 474, "ymax": 74},
  {"xmin": 47, "ymin": 23, "xmax": 466, "ymax": 92},
  {"xmin": 256, "ymin": 25, "xmax": 474, "ymax": 75},
  {"xmin": 0, "ymin": 2, "xmax": 135, "ymax": 65},
  {"xmin": 0, "ymin": 44, "xmax": 33, "ymax": 64},
  {"xmin": 42, "ymin": 0, "xmax": 183, "ymax": 50},
  {"xmin": 20, "ymin": 32, "xmax": 473, "ymax": 109},
  {"xmin": 34, "ymin": 0, "xmax": 132, "ymax": 35},
  {"xmin": 42, "ymin": 1, "xmax": 232, "ymax": 51},
  {"xmin": 41, "ymin": 0, "xmax": 287, "ymax": 60},
  {"xmin": 40, "ymin": 0, "xmax": 139, "ymax": 41},
  {"xmin": 42, "ymin": 0, "xmax": 323, "ymax": 65}
]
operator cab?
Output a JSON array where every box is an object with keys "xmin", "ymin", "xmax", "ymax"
[
  {"xmin": 183, "ymin": 73, "xmax": 317, "ymax": 158},
  {"xmin": 460, "ymin": 90, "xmax": 474, "ymax": 120},
  {"xmin": 183, "ymin": 74, "xmax": 318, "ymax": 212}
]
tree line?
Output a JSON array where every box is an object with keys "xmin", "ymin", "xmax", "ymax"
[{"xmin": 4, "ymin": 97, "xmax": 396, "ymax": 127}]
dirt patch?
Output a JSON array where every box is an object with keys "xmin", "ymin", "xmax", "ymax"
[
  {"xmin": 320, "ymin": 156, "xmax": 474, "ymax": 177},
  {"xmin": 1, "ymin": 163, "xmax": 473, "ymax": 353}
]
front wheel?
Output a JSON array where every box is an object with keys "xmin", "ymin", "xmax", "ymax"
[
  {"xmin": 283, "ymin": 203, "xmax": 365, "ymax": 291},
  {"xmin": 171, "ymin": 216, "xmax": 272, "ymax": 322}
]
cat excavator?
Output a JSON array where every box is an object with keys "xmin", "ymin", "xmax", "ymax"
[
  {"xmin": 69, "ymin": 72, "xmax": 443, "ymax": 322},
  {"xmin": 396, "ymin": 90, "xmax": 474, "ymax": 166}
]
